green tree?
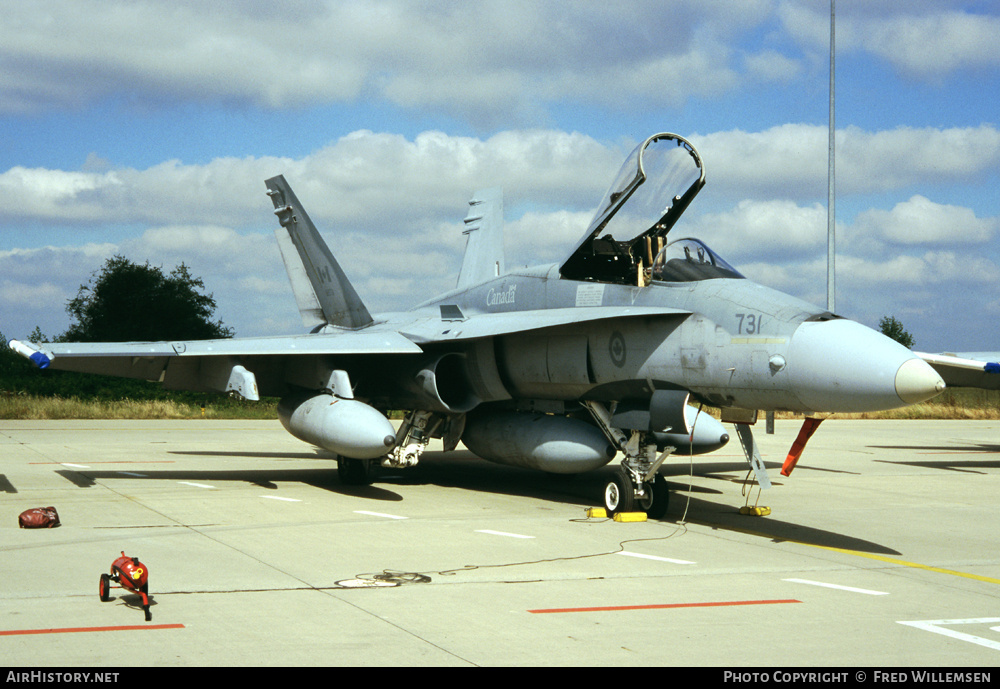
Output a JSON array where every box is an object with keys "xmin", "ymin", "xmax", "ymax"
[
  {"xmin": 27, "ymin": 326, "xmax": 49, "ymax": 343},
  {"xmin": 60, "ymin": 255, "xmax": 234, "ymax": 342},
  {"xmin": 879, "ymin": 315, "xmax": 914, "ymax": 349}
]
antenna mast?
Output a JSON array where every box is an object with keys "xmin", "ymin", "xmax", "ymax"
[{"xmin": 827, "ymin": 0, "xmax": 836, "ymax": 312}]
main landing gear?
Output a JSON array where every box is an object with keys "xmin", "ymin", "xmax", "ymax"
[
  {"xmin": 338, "ymin": 411, "xmax": 457, "ymax": 486},
  {"xmin": 337, "ymin": 410, "xmax": 436, "ymax": 485},
  {"xmin": 337, "ymin": 457, "xmax": 379, "ymax": 485}
]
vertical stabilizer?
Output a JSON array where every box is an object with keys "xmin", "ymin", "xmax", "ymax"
[
  {"xmin": 265, "ymin": 175, "xmax": 373, "ymax": 329},
  {"xmin": 457, "ymin": 188, "xmax": 505, "ymax": 289}
]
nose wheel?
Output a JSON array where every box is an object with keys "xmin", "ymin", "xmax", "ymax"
[
  {"xmin": 603, "ymin": 467, "xmax": 670, "ymax": 519},
  {"xmin": 636, "ymin": 473, "xmax": 670, "ymax": 519},
  {"xmin": 604, "ymin": 468, "xmax": 635, "ymax": 515}
]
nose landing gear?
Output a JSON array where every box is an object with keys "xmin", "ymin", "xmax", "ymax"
[{"xmin": 603, "ymin": 464, "xmax": 671, "ymax": 519}]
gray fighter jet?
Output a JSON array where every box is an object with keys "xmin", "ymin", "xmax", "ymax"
[{"xmin": 11, "ymin": 133, "xmax": 998, "ymax": 517}]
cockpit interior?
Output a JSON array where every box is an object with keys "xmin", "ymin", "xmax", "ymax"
[{"xmin": 559, "ymin": 132, "xmax": 741, "ymax": 287}]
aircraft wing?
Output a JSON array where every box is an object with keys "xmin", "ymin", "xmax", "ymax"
[
  {"xmin": 9, "ymin": 306, "xmax": 689, "ymax": 400},
  {"xmin": 401, "ymin": 305, "xmax": 690, "ymax": 343},
  {"xmin": 10, "ymin": 331, "xmax": 424, "ymax": 400},
  {"xmin": 916, "ymin": 352, "xmax": 1000, "ymax": 390},
  {"xmin": 34, "ymin": 331, "xmax": 424, "ymax": 359}
]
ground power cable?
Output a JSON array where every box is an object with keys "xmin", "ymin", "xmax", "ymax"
[
  {"xmin": 349, "ymin": 522, "xmax": 691, "ymax": 587},
  {"xmin": 677, "ymin": 403, "xmax": 703, "ymax": 526}
]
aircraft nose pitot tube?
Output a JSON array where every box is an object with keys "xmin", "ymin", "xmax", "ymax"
[
  {"xmin": 785, "ymin": 319, "xmax": 945, "ymax": 413},
  {"xmin": 278, "ymin": 392, "xmax": 396, "ymax": 459}
]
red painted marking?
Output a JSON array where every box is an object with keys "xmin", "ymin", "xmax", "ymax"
[
  {"xmin": 0, "ymin": 624, "xmax": 184, "ymax": 636},
  {"xmin": 29, "ymin": 461, "xmax": 175, "ymax": 465},
  {"xmin": 528, "ymin": 599, "xmax": 800, "ymax": 614}
]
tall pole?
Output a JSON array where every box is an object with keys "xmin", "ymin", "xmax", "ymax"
[{"xmin": 827, "ymin": 0, "xmax": 836, "ymax": 312}]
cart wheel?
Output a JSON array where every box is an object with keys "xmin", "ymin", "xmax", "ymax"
[{"xmin": 99, "ymin": 573, "xmax": 111, "ymax": 602}]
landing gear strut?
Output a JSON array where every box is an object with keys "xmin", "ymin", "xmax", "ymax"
[
  {"xmin": 384, "ymin": 410, "xmax": 444, "ymax": 469},
  {"xmin": 585, "ymin": 401, "xmax": 675, "ymax": 519},
  {"xmin": 339, "ymin": 410, "xmax": 456, "ymax": 486}
]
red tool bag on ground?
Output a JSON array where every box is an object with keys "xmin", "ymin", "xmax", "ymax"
[{"xmin": 18, "ymin": 506, "xmax": 60, "ymax": 528}]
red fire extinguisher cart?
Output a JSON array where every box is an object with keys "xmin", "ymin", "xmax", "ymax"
[{"xmin": 99, "ymin": 552, "xmax": 152, "ymax": 621}]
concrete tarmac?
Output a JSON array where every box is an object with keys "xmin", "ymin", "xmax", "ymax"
[{"xmin": 2, "ymin": 419, "xmax": 999, "ymax": 667}]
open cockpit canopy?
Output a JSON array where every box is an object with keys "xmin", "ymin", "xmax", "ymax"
[{"xmin": 559, "ymin": 132, "xmax": 707, "ymax": 285}]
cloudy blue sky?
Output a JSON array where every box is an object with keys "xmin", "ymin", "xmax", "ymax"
[{"xmin": 2, "ymin": 0, "xmax": 998, "ymax": 352}]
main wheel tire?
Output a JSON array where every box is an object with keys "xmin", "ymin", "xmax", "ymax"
[
  {"xmin": 337, "ymin": 457, "xmax": 378, "ymax": 485},
  {"xmin": 636, "ymin": 473, "xmax": 670, "ymax": 519},
  {"xmin": 603, "ymin": 467, "xmax": 635, "ymax": 516},
  {"xmin": 99, "ymin": 573, "xmax": 111, "ymax": 602}
]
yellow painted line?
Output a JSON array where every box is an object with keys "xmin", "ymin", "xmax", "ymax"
[
  {"xmin": 796, "ymin": 542, "xmax": 1000, "ymax": 586},
  {"xmin": 689, "ymin": 518, "xmax": 1000, "ymax": 586}
]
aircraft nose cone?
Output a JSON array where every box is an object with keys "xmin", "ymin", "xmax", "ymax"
[
  {"xmin": 786, "ymin": 319, "xmax": 943, "ymax": 413},
  {"xmin": 895, "ymin": 358, "xmax": 946, "ymax": 404}
]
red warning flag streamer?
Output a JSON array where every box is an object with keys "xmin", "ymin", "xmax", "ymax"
[{"xmin": 781, "ymin": 417, "xmax": 824, "ymax": 477}]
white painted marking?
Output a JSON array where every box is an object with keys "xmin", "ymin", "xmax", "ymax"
[
  {"xmin": 178, "ymin": 481, "xmax": 215, "ymax": 489},
  {"xmin": 260, "ymin": 495, "xmax": 301, "ymax": 502},
  {"xmin": 117, "ymin": 471, "xmax": 147, "ymax": 477},
  {"xmin": 61, "ymin": 463, "xmax": 89, "ymax": 469},
  {"xmin": 354, "ymin": 510, "xmax": 408, "ymax": 520},
  {"xmin": 783, "ymin": 578, "xmax": 889, "ymax": 596},
  {"xmin": 476, "ymin": 530, "xmax": 534, "ymax": 539},
  {"xmin": 898, "ymin": 618, "xmax": 1000, "ymax": 652},
  {"xmin": 618, "ymin": 551, "xmax": 695, "ymax": 565}
]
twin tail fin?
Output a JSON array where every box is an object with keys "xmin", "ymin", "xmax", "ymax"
[{"xmin": 265, "ymin": 175, "xmax": 373, "ymax": 330}]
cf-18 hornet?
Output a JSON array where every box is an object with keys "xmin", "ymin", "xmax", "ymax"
[{"xmin": 11, "ymin": 133, "xmax": 999, "ymax": 517}]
